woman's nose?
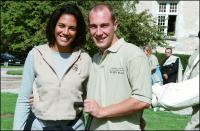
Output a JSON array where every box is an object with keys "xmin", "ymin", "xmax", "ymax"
[{"xmin": 63, "ymin": 28, "xmax": 69, "ymax": 35}]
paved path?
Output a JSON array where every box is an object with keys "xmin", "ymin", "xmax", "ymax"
[{"xmin": 1, "ymin": 67, "xmax": 22, "ymax": 94}]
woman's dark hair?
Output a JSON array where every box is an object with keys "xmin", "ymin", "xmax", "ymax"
[{"xmin": 46, "ymin": 3, "xmax": 86, "ymax": 48}]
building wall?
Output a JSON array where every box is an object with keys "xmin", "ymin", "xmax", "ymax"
[
  {"xmin": 176, "ymin": 1, "xmax": 199, "ymax": 38},
  {"xmin": 135, "ymin": 1, "xmax": 199, "ymax": 54}
]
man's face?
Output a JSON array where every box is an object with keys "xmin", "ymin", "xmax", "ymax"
[
  {"xmin": 88, "ymin": 7, "xmax": 117, "ymax": 52},
  {"xmin": 165, "ymin": 49, "xmax": 172, "ymax": 58}
]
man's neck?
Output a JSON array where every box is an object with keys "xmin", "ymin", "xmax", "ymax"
[{"xmin": 100, "ymin": 35, "xmax": 119, "ymax": 53}]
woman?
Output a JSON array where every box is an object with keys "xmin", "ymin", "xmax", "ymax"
[
  {"xmin": 143, "ymin": 45, "xmax": 163, "ymax": 85},
  {"xmin": 13, "ymin": 3, "xmax": 91, "ymax": 130}
]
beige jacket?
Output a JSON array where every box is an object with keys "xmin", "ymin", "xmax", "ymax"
[{"xmin": 31, "ymin": 44, "xmax": 91, "ymax": 120}]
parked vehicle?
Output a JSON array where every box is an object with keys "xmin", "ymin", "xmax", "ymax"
[{"xmin": 0, "ymin": 53, "xmax": 24, "ymax": 66}]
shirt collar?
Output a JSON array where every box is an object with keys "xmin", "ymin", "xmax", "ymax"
[{"xmin": 107, "ymin": 38, "xmax": 124, "ymax": 53}]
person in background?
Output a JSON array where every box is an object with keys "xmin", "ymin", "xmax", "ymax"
[
  {"xmin": 160, "ymin": 47, "xmax": 183, "ymax": 84},
  {"xmin": 152, "ymin": 31, "xmax": 200, "ymax": 130},
  {"xmin": 143, "ymin": 45, "xmax": 163, "ymax": 85},
  {"xmin": 84, "ymin": 3, "xmax": 152, "ymax": 130},
  {"xmin": 13, "ymin": 3, "xmax": 91, "ymax": 130}
]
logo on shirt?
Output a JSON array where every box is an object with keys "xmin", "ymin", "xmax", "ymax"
[
  {"xmin": 72, "ymin": 64, "xmax": 78, "ymax": 71},
  {"xmin": 109, "ymin": 68, "xmax": 124, "ymax": 74}
]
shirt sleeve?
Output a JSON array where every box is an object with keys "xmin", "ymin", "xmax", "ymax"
[
  {"xmin": 152, "ymin": 75, "xmax": 199, "ymax": 110},
  {"xmin": 13, "ymin": 50, "xmax": 35, "ymax": 130},
  {"xmin": 127, "ymin": 56, "xmax": 152, "ymax": 104},
  {"xmin": 150, "ymin": 55, "xmax": 159, "ymax": 70}
]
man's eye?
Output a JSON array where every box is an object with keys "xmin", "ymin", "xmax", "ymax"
[
  {"xmin": 89, "ymin": 25, "xmax": 97, "ymax": 29},
  {"xmin": 101, "ymin": 24, "xmax": 109, "ymax": 28}
]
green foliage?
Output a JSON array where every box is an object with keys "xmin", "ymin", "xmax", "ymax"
[
  {"xmin": 1, "ymin": 1, "xmax": 166, "ymax": 57},
  {"xmin": 175, "ymin": 54, "xmax": 190, "ymax": 71},
  {"xmin": 118, "ymin": 1, "xmax": 167, "ymax": 49}
]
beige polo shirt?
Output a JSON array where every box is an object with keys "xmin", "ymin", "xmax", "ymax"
[{"xmin": 87, "ymin": 38, "xmax": 152, "ymax": 130}]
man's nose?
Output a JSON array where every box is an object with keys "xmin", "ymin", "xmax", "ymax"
[{"xmin": 96, "ymin": 27, "xmax": 103, "ymax": 36}]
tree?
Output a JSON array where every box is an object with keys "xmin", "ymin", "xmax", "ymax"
[{"xmin": 1, "ymin": 1, "xmax": 166, "ymax": 58}]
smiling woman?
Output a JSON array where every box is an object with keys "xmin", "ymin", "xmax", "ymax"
[
  {"xmin": 13, "ymin": 3, "xmax": 91, "ymax": 130},
  {"xmin": 53, "ymin": 14, "xmax": 77, "ymax": 52}
]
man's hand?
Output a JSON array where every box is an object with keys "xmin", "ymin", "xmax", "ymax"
[
  {"xmin": 84, "ymin": 99, "xmax": 104, "ymax": 118},
  {"xmin": 29, "ymin": 94, "xmax": 34, "ymax": 106},
  {"xmin": 163, "ymin": 73, "xmax": 168, "ymax": 80}
]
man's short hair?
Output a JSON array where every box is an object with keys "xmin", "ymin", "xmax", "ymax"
[
  {"xmin": 165, "ymin": 47, "xmax": 172, "ymax": 53},
  {"xmin": 89, "ymin": 3, "xmax": 116, "ymax": 22}
]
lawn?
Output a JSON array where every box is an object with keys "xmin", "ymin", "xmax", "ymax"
[
  {"xmin": 1, "ymin": 93, "xmax": 18, "ymax": 130},
  {"xmin": 1, "ymin": 93, "xmax": 191, "ymax": 130},
  {"xmin": 0, "ymin": 65, "xmax": 24, "ymax": 68},
  {"xmin": 143, "ymin": 109, "xmax": 191, "ymax": 130},
  {"xmin": 6, "ymin": 70, "xmax": 23, "ymax": 75}
]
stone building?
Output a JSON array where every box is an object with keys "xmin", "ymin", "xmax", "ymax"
[{"xmin": 135, "ymin": 1, "xmax": 199, "ymax": 55}]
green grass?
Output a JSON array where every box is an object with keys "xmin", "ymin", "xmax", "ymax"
[
  {"xmin": 1, "ymin": 93, "xmax": 18, "ymax": 114},
  {"xmin": 0, "ymin": 93, "xmax": 191, "ymax": 130},
  {"xmin": 0, "ymin": 65, "xmax": 24, "ymax": 68},
  {"xmin": 143, "ymin": 109, "xmax": 191, "ymax": 130},
  {"xmin": 6, "ymin": 70, "xmax": 23, "ymax": 75},
  {"xmin": 1, "ymin": 118, "xmax": 14, "ymax": 130},
  {"xmin": 1, "ymin": 93, "xmax": 18, "ymax": 130}
]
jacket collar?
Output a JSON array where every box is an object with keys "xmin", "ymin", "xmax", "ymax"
[{"xmin": 34, "ymin": 44, "xmax": 81, "ymax": 78}]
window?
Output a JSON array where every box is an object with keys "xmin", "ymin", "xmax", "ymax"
[
  {"xmin": 159, "ymin": 3, "xmax": 166, "ymax": 12},
  {"xmin": 170, "ymin": 3, "xmax": 177, "ymax": 13},
  {"xmin": 157, "ymin": 2, "xmax": 178, "ymax": 37},
  {"xmin": 158, "ymin": 16, "xmax": 166, "ymax": 33}
]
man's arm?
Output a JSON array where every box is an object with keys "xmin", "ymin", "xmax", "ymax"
[
  {"xmin": 84, "ymin": 97, "xmax": 150, "ymax": 118},
  {"xmin": 152, "ymin": 75, "xmax": 199, "ymax": 110}
]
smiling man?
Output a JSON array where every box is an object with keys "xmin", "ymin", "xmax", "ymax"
[{"xmin": 84, "ymin": 3, "xmax": 152, "ymax": 130}]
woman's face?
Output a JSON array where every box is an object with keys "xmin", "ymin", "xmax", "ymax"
[
  {"xmin": 144, "ymin": 49, "xmax": 150, "ymax": 57},
  {"xmin": 54, "ymin": 14, "xmax": 77, "ymax": 52}
]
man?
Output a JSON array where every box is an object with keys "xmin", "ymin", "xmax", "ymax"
[
  {"xmin": 84, "ymin": 3, "xmax": 152, "ymax": 130},
  {"xmin": 160, "ymin": 47, "xmax": 183, "ymax": 84},
  {"xmin": 152, "ymin": 31, "xmax": 199, "ymax": 130}
]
